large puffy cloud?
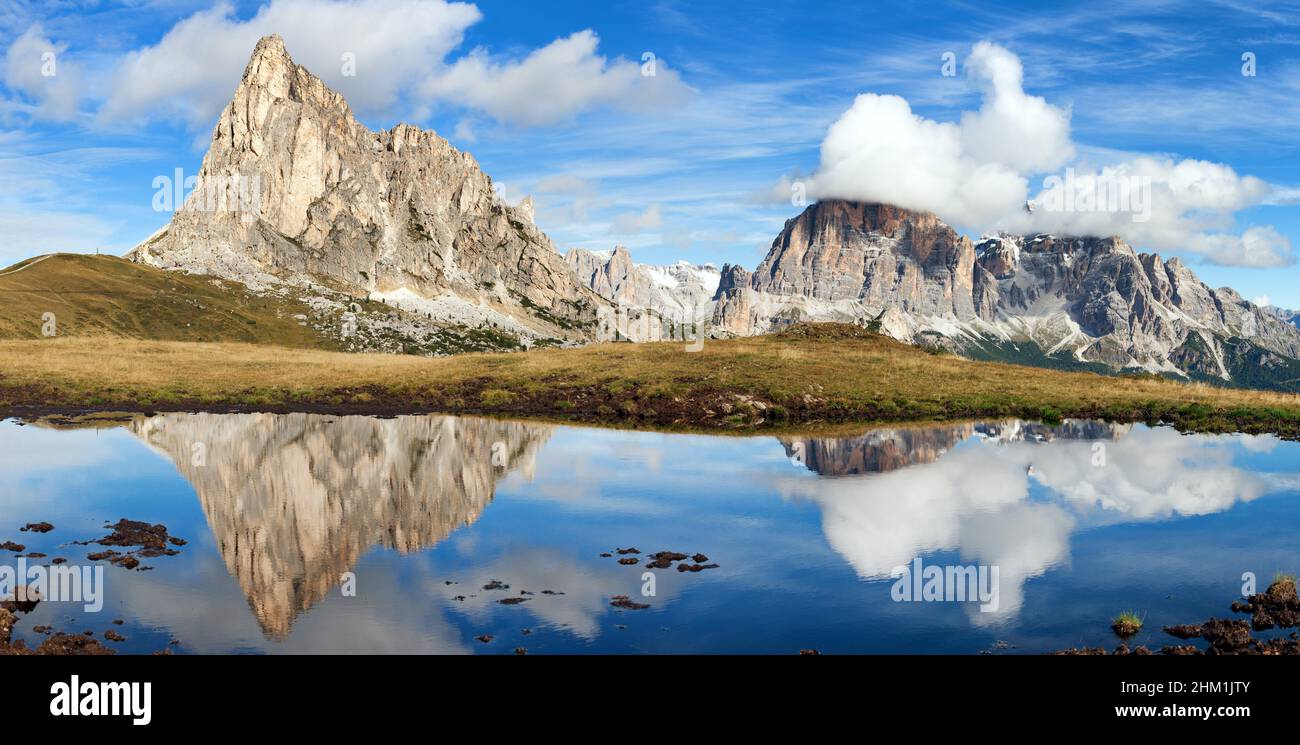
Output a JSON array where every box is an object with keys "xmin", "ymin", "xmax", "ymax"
[
  {"xmin": 422, "ymin": 30, "xmax": 690, "ymax": 127},
  {"xmin": 958, "ymin": 42, "xmax": 1074, "ymax": 173},
  {"xmin": 1014, "ymin": 157, "xmax": 1290, "ymax": 267},
  {"xmin": 80, "ymin": 0, "xmax": 688, "ymax": 131},
  {"xmin": 1194, "ymin": 226, "xmax": 1292, "ymax": 268},
  {"xmin": 806, "ymin": 42, "xmax": 1069, "ymax": 227},
  {"xmin": 805, "ymin": 42, "xmax": 1291, "ymax": 268},
  {"xmin": 99, "ymin": 0, "xmax": 482, "ymax": 126},
  {"xmin": 806, "ymin": 92, "xmax": 1028, "ymax": 228}
]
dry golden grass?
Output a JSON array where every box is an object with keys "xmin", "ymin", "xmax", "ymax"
[
  {"xmin": 0, "ymin": 253, "xmax": 340, "ymax": 348},
  {"xmin": 1, "ymin": 324, "xmax": 1298, "ymax": 434}
]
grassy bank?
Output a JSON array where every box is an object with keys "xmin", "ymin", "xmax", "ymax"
[{"xmin": 1, "ymin": 324, "xmax": 1299, "ymax": 435}]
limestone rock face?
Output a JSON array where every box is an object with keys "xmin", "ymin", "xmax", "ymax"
[
  {"xmin": 750, "ymin": 201, "xmax": 982, "ymax": 318},
  {"xmin": 565, "ymin": 246, "xmax": 719, "ymax": 322},
  {"xmin": 129, "ymin": 35, "xmax": 606, "ymax": 342},
  {"xmin": 714, "ymin": 199, "xmax": 1300, "ymax": 386},
  {"xmin": 713, "ymin": 200, "xmax": 989, "ymax": 338}
]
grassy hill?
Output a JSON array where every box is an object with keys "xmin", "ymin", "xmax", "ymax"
[
  {"xmin": 1, "ymin": 323, "xmax": 1298, "ymax": 436},
  {"xmin": 0, "ymin": 253, "xmax": 339, "ymax": 348}
]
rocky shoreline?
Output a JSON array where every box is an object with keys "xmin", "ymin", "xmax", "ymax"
[
  {"xmin": 1, "ymin": 520, "xmax": 186, "ymax": 656},
  {"xmin": 1054, "ymin": 578, "xmax": 1300, "ymax": 655}
]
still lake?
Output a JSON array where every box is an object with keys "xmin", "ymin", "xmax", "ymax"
[{"xmin": 1, "ymin": 414, "xmax": 1297, "ymax": 654}]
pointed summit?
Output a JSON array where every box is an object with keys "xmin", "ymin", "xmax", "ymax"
[
  {"xmin": 234, "ymin": 34, "xmax": 294, "ymax": 98},
  {"xmin": 252, "ymin": 33, "xmax": 288, "ymax": 57}
]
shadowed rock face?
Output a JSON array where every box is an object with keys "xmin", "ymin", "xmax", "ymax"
[
  {"xmin": 713, "ymin": 199, "xmax": 1300, "ymax": 384},
  {"xmin": 129, "ymin": 35, "xmax": 606, "ymax": 340},
  {"xmin": 783, "ymin": 425, "xmax": 975, "ymax": 476},
  {"xmin": 129, "ymin": 413, "xmax": 551, "ymax": 638}
]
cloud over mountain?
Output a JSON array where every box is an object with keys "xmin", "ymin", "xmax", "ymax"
[
  {"xmin": 17, "ymin": 0, "xmax": 688, "ymax": 131},
  {"xmin": 803, "ymin": 42, "xmax": 1291, "ymax": 267}
]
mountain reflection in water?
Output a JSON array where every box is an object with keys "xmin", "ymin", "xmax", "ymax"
[
  {"xmin": 131, "ymin": 413, "xmax": 551, "ymax": 638},
  {"xmin": 1, "ymin": 413, "xmax": 1294, "ymax": 653}
]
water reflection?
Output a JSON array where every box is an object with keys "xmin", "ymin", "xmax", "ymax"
[
  {"xmin": 780, "ymin": 420, "xmax": 1127, "ymax": 477},
  {"xmin": 130, "ymin": 413, "xmax": 550, "ymax": 637},
  {"xmin": 778, "ymin": 421, "xmax": 1282, "ymax": 623},
  {"xmin": 2, "ymin": 412, "xmax": 1294, "ymax": 652}
]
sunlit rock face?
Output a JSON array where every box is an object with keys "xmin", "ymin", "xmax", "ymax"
[
  {"xmin": 130, "ymin": 413, "xmax": 551, "ymax": 638},
  {"xmin": 713, "ymin": 201, "xmax": 985, "ymax": 336},
  {"xmin": 128, "ymin": 35, "xmax": 607, "ymax": 342}
]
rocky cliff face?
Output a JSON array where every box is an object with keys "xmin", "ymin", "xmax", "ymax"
[
  {"xmin": 129, "ymin": 35, "xmax": 606, "ymax": 345},
  {"xmin": 713, "ymin": 201, "xmax": 988, "ymax": 337},
  {"xmin": 714, "ymin": 199, "xmax": 1300, "ymax": 387},
  {"xmin": 131, "ymin": 412, "xmax": 551, "ymax": 638},
  {"xmin": 566, "ymin": 246, "xmax": 719, "ymax": 323}
]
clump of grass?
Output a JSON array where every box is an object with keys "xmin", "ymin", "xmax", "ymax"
[
  {"xmin": 1266, "ymin": 573, "xmax": 1298, "ymax": 603},
  {"xmin": 1111, "ymin": 611, "xmax": 1144, "ymax": 638},
  {"xmin": 479, "ymin": 389, "xmax": 517, "ymax": 407}
]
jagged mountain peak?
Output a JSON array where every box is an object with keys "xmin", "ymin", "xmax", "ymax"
[
  {"xmin": 247, "ymin": 33, "xmax": 290, "ymax": 69},
  {"xmin": 129, "ymin": 34, "xmax": 607, "ymax": 346}
]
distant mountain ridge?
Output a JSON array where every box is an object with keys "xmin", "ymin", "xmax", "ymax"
[
  {"xmin": 565, "ymin": 245, "xmax": 720, "ymax": 323},
  {"xmin": 1263, "ymin": 304, "xmax": 1300, "ymax": 330}
]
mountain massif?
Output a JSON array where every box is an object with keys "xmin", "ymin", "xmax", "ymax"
[
  {"xmin": 707, "ymin": 200, "xmax": 1300, "ymax": 390},
  {"xmin": 9, "ymin": 35, "xmax": 1288, "ymax": 391}
]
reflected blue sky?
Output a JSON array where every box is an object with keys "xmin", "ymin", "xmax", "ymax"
[{"xmin": 0, "ymin": 415, "xmax": 1295, "ymax": 654}]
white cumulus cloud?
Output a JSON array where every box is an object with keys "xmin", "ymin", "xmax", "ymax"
[
  {"xmin": 99, "ymin": 0, "xmax": 482, "ymax": 127},
  {"xmin": 77, "ymin": 0, "xmax": 690, "ymax": 132},
  {"xmin": 958, "ymin": 42, "xmax": 1074, "ymax": 173},
  {"xmin": 422, "ymin": 30, "xmax": 691, "ymax": 128}
]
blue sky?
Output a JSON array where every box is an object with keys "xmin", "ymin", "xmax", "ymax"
[{"xmin": 4, "ymin": 0, "xmax": 1300, "ymax": 306}]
